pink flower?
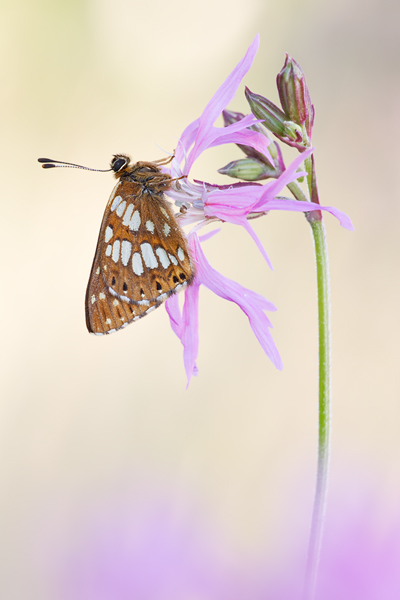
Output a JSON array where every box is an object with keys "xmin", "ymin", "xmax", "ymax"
[
  {"xmin": 164, "ymin": 35, "xmax": 354, "ymax": 384},
  {"xmin": 45, "ymin": 484, "xmax": 400, "ymax": 600},
  {"xmin": 166, "ymin": 231, "xmax": 282, "ymax": 385}
]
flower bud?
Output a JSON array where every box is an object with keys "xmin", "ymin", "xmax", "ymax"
[
  {"xmin": 218, "ymin": 157, "xmax": 280, "ymax": 181},
  {"xmin": 276, "ymin": 54, "xmax": 315, "ymax": 137},
  {"xmin": 245, "ymin": 87, "xmax": 288, "ymax": 138},
  {"xmin": 222, "ymin": 109, "xmax": 245, "ymax": 127}
]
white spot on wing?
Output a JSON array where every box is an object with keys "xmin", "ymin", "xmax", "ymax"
[
  {"xmin": 155, "ymin": 247, "xmax": 170, "ymax": 268},
  {"xmin": 106, "ymin": 245, "xmax": 112, "ymax": 257},
  {"xmin": 146, "ymin": 220, "xmax": 155, "ymax": 233},
  {"xmin": 111, "ymin": 195, "xmax": 123, "ymax": 212},
  {"xmin": 177, "ymin": 247, "xmax": 185, "ymax": 261},
  {"xmin": 160, "ymin": 207, "xmax": 169, "ymax": 219},
  {"xmin": 112, "ymin": 240, "xmax": 120, "ymax": 263},
  {"xmin": 121, "ymin": 240, "xmax": 132, "ymax": 266},
  {"xmin": 113, "ymin": 299, "xmax": 119, "ymax": 306},
  {"xmin": 106, "ymin": 318, "xmax": 112, "ymax": 325},
  {"xmin": 129, "ymin": 210, "xmax": 141, "ymax": 231},
  {"xmin": 168, "ymin": 253, "xmax": 178, "ymax": 265},
  {"xmin": 91, "ymin": 295, "xmax": 96, "ymax": 304},
  {"xmin": 163, "ymin": 223, "xmax": 171, "ymax": 236},
  {"xmin": 132, "ymin": 252, "xmax": 144, "ymax": 276},
  {"xmin": 99, "ymin": 292, "xmax": 106, "ymax": 300},
  {"xmin": 105, "ymin": 226, "xmax": 113, "ymax": 243},
  {"xmin": 157, "ymin": 292, "xmax": 168, "ymax": 301},
  {"xmin": 140, "ymin": 243, "xmax": 158, "ymax": 269},
  {"xmin": 96, "ymin": 266, "xmax": 100, "ymax": 275},
  {"xmin": 116, "ymin": 200, "xmax": 127, "ymax": 217},
  {"xmin": 122, "ymin": 203, "xmax": 134, "ymax": 225}
]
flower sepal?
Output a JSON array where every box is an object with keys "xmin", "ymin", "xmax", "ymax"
[{"xmin": 245, "ymin": 87, "xmax": 305, "ymax": 150}]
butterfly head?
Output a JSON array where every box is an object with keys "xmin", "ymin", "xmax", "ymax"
[{"xmin": 110, "ymin": 154, "xmax": 131, "ymax": 175}]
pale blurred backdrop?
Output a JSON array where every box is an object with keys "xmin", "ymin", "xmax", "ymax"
[{"xmin": 1, "ymin": 0, "xmax": 399, "ymax": 598}]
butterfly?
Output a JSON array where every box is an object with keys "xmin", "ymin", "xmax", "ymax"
[{"xmin": 38, "ymin": 154, "xmax": 194, "ymax": 335}]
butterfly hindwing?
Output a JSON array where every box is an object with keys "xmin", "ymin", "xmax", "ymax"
[{"xmin": 85, "ymin": 167, "xmax": 194, "ymax": 335}]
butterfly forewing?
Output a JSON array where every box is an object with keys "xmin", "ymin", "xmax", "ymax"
[{"xmin": 85, "ymin": 161, "xmax": 194, "ymax": 335}]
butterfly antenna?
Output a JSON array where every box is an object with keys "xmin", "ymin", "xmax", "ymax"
[{"xmin": 38, "ymin": 158, "xmax": 112, "ymax": 172}]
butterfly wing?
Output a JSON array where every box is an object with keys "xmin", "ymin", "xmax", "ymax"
[{"xmin": 85, "ymin": 179, "xmax": 194, "ymax": 335}]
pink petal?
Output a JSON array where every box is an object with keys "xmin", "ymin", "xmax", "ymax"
[
  {"xmin": 190, "ymin": 234, "xmax": 282, "ymax": 370},
  {"xmin": 210, "ymin": 128, "xmax": 273, "ymax": 166},
  {"xmin": 165, "ymin": 294, "xmax": 182, "ymax": 338},
  {"xmin": 197, "ymin": 35, "xmax": 259, "ymax": 130},
  {"xmin": 165, "ymin": 288, "xmax": 200, "ymax": 386},
  {"xmin": 186, "ymin": 35, "xmax": 260, "ymax": 172},
  {"xmin": 205, "ymin": 184, "xmax": 265, "ymax": 214},
  {"xmin": 203, "ymin": 186, "xmax": 273, "ymax": 268},
  {"xmin": 199, "ymin": 228, "xmax": 221, "ymax": 243},
  {"xmin": 251, "ymin": 148, "xmax": 314, "ymax": 209},
  {"xmin": 181, "ymin": 283, "xmax": 200, "ymax": 386},
  {"xmin": 258, "ymin": 198, "xmax": 355, "ymax": 230}
]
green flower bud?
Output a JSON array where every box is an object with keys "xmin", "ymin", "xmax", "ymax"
[
  {"xmin": 218, "ymin": 157, "xmax": 280, "ymax": 181},
  {"xmin": 245, "ymin": 87, "xmax": 288, "ymax": 138},
  {"xmin": 276, "ymin": 54, "xmax": 315, "ymax": 137}
]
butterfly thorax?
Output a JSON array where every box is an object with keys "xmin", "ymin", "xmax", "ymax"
[{"xmin": 114, "ymin": 160, "xmax": 173, "ymax": 197}]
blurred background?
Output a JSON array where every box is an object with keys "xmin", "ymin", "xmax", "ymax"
[{"xmin": 1, "ymin": 0, "xmax": 399, "ymax": 598}]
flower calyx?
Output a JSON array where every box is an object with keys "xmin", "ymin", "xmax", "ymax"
[
  {"xmin": 245, "ymin": 87, "xmax": 305, "ymax": 151},
  {"xmin": 218, "ymin": 157, "xmax": 280, "ymax": 181},
  {"xmin": 276, "ymin": 54, "xmax": 315, "ymax": 140}
]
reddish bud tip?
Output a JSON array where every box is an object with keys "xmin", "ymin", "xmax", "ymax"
[{"xmin": 276, "ymin": 54, "xmax": 315, "ymax": 138}]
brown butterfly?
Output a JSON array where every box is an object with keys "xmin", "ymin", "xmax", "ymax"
[{"xmin": 38, "ymin": 155, "xmax": 194, "ymax": 335}]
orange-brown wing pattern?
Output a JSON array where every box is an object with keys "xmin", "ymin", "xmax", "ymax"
[{"xmin": 85, "ymin": 179, "xmax": 194, "ymax": 335}]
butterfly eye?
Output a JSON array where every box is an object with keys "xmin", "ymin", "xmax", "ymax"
[{"xmin": 111, "ymin": 156, "xmax": 129, "ymax": 173}]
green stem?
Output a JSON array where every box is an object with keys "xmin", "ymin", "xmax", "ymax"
[
  {"xmin": 287, "ymin": 180, "xmax": 308, "ymax": 203},
  {"xmin": 302, "ymin": 216, "xmax": 331, "ymax": 600},
  {"xmin": 289, "ymin": 137, "xmax": 331, "ymax": 598}
]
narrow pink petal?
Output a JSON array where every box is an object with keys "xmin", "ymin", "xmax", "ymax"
[
  {"xmin": 257, "ymin": 198, "xmax": 355, "ymax": 230},
  {"xmin": 198, "ymin": 35, "xmax": 259, "ymax": 129},
  {"xmin": 210, "ymin": 129, "xmax": 273, "ymax": 166},
  {"xmin": 199, "ymin": 228, "xmax": 221, "ymax": 243},
  {"xmin": 186, "ymin": 35, "xmax": 260, "ymax": 172},
  {"xmin": 190, "ymin": 234, "xmax": 282, "ymax": 369},
  {"xmin": 185, "ymin": 115, "xmax": 259, "ymax": 174},
  {"xmin": 181, "ymin": 283, "xmax": 200, "ymax": 386},
  {"xmin": 240, "ymin": 218, "xmax": 273, "ymax": 269},
  {"xmin": 213, "ymin": 113, "xmax": 256, "ymax": 132},
  {"xmin": 166, "ymin": 287, "xmax": 200, "ymax": 386},
  {"xmin": 205, "ymin": 185, "xmax": 265, "ymax": 214},
  {"xmin": 175, "ymin": 118, "xmax": 200, "ymax": 169},
  {"xmin": 165, "ymin": 294, "xmax": 182, "ymax": 338},
  {"xmin": 252, "ymin": 148, "xmax": 314, "ymax": 208}
]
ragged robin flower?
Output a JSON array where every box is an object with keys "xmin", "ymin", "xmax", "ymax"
[{"xmin": 163, "ymin": 34, "xmax": 353, "ymax": 385}]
